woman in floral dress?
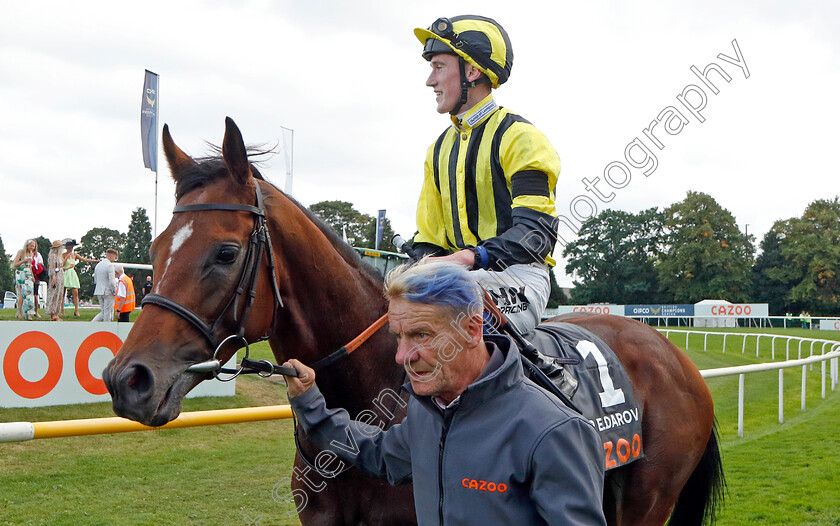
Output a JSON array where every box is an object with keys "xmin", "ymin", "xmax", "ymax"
[
  {"xmin": 12, "ymin": 239, "xmax": 37, "ymax": 320},
  {"xmin": 46, "ymin": 240, "xmax": 66, "ymax": 321}
]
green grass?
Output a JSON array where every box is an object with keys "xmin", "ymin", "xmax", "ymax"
[
  {"xmin": 667, "ymin": 328, "xmax": 840, "ymax": 525},
  {"xmin": 1, "ymin": 329, "xmax": 839, "ymax": 524},
  {"xmin": 0, "ymin": 308, "xmax": 140, "ymax": 323}
]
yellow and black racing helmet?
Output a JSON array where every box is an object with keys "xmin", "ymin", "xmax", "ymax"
[{"xmin": 414, "ymin": 15, "xmax": 513, "ymax": 89}]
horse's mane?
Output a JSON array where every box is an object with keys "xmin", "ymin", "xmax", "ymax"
[{"xmin": 173, "ymin": 153, "xmax": 382, "ymax": 282}]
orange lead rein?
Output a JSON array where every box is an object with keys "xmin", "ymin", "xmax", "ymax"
[{"xmin": 344, "ymin": 313, "xmax": 389, "ymax": 354}]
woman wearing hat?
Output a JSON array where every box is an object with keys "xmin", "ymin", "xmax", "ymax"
[
  {"xmin": 61, "ymin": 240, "xmax": 98, "ymax": 317},
  {"xmin": 46, "ymin": 240, "xmax": 66, "ymax": 321}
]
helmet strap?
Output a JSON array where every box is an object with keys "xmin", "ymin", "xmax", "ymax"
[{"xmin": 450, "ymin": 57, "xmax": 487, "ymax": 116}]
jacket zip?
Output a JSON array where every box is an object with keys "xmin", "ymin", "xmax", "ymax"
[{"xmin": 438, "ymin": 409, "xmax": 454, "ymax": 526}]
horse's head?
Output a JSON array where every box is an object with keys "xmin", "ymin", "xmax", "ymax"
[{"xmin": 104, "ymin": 117, "xmax": 282, "ymax": 426}]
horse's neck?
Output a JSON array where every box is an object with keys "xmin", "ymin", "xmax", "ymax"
[
  {"xmin": 277, "ymin": 271, "xmax": 402, "ymax": 414},
  {"xmin": 268, "ymin": 210, "xmax": 403, "ymax": 415}
]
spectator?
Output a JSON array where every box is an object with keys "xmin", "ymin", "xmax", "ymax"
[
  {"xmin": 113, "ymin": 264, "xmax": 136, "ymax": 322},
  {"xmin": 31, "ymin": 246, "xmax": 45, "ymax": 318},
  {"xmin": 141, "ymin": 275, "xmax": 153, "ymax": 302},
  {"xmin": 46, "ymin": 240, "xmax": 65, "ymax": 321},
  {"xmin": 12, "ymin": 239, "xmax": 37, "ymax": 320},
  {"xmin": 62, "ymin": 239, "xmax": 97, "ymax": 317},
  {"xmin": 92, "ymin": 248, "xmax": 119, "ymax": 322}
]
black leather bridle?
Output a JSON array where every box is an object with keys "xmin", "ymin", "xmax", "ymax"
[{"xmin": 142, "ymin": 181, "xmax": 289, "ymax": 380}]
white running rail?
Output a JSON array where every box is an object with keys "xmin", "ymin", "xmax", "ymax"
[{"xmin": 659, "ymin": 329, "xmax": 840, "ymax": 437}]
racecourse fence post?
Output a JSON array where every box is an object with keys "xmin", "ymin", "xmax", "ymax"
[
  {"xmin": 738, "ymin": 373, "xmax": 745, "ymax": 438},
  {"xmin": 801, "ymin": 365, "xmax": 807, "ymax": 411},
  {"xmin": 723, "ymin": 333, "xmax": 727, "ymax": 353},
  {"xmin": 778, "ymin": 369, "xmax": 784, "ymax": 424},
  {"xmin": 822, "ymin": 361, "xmax": 826, "ymax": 399}
]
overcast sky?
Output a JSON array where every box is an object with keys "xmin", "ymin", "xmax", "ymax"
[{"xmin": 2, "ymin": 1, "xmax": 837, "ymax": 286}]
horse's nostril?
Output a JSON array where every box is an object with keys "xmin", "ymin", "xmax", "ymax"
[{"xmin": 118, "ymin": 364, "xmax": 155, "ymax": 403}]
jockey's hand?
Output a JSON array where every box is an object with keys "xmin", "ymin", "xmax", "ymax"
[
  {"xmin": 282, "ymin": 359, "xmax": 316, "ymax": 398},
  {"xmin": 427, "ymin": 249, "xmax": 474, "ymax": 267}
]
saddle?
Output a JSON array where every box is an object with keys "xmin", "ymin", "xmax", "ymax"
[{"xmin": 517, "ymin": 322, "xmax": 645, "ymax": 470}]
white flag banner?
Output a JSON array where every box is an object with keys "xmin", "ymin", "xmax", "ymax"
[{"xmin": 280, "ymin": 126, "xmax": 294, "ymax": 195}]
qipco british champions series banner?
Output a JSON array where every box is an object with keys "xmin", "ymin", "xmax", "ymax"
[{"xmin": 140, "ymin": 69, "xmax": 159, "ymax": 172}]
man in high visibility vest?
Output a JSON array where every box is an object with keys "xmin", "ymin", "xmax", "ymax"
[{"xmin": 113, "ymin": 264, "xmax": 136, "ymax": 322}]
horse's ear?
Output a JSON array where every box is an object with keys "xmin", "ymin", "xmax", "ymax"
[
  {"xmin": 222, "ymin": 117, "xmax": 251, "ymax": 185},
  {"xmin": 162, "ymin": 124, "xmax": 197, "ymax": 181}
]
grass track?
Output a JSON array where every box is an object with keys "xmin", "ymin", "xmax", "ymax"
[{"xmin": 1, "ymin": 328, "xmax": 839, "ymax": 524}]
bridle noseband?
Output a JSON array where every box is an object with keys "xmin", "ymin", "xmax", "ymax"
[{"xmin": 142, "ymin": 181, "xmax": 286, "ymax": 380}]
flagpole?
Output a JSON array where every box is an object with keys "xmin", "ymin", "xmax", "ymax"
[
  {"xmin": 141, "ymin": 69, "xmax": 160, "ymax": 237},
  {"xmin": 154, "ymin": 75, "xmax": 160, "ymax": 238}
]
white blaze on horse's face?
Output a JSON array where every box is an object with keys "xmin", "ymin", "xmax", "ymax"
[{"xmin": 158, "ymin": 220, "xmax": 194, "ymax": 285}]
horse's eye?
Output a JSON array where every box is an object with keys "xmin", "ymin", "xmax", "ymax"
[{"xmin": 217, "ymin": 247, "xmax": 238, "ymax": 264}]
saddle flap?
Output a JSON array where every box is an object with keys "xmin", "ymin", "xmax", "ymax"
[{"xmin": 526, "ymin": 322, "xmax": 645, "ymax": 470}]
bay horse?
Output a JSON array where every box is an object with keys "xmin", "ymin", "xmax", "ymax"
[{"xmin": 104, "ymin": 118, "xmax": 723, "ymax": 526}]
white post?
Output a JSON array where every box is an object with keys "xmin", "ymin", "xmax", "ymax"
[
  {"xmin": 756, "ymin": 334, "xmax": 760, "ymax": 358},
  {"xmin": 801, "ymin": 365, "xmax": 807, "ymax": 411},
  {"xmin": 723, "ymin": 333, "xmax": 727, "ymax": 353},
  {"xmin": 738, "ymin": 373, "xmax": 745, "ymax": 438},
  {"xmin": 778, "ymin": 368, "xmax": 784, "ymax": 424},
  {"xmin": 704, "ymin": 333, "xmax": 708, "ymax": 352},
  {"xmin": 822, "ymin": 360, "xmax": 826, "ymax": 399}
]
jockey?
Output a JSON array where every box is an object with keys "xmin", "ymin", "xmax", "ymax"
[{"xmin": 411, "ymin": 15, "xmax": 562, "ymax": 334}]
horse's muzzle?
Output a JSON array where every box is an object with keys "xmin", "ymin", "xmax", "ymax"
[{"xmin": 103, "ymin": 361, "xmax": 160, "ymax": 424}]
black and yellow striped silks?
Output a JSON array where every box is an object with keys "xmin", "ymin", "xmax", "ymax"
[{"xmin": 414, "ymin": 95, "xmax": 561, "ymax": 268}]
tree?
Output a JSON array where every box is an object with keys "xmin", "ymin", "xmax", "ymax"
[
  {"xmin": 310, "ymin": 201, "xmax": 397, "ymax": 252},
  {"xmin": 657, "ymin": 191, "xmax": 753, "ymax": 303},
  {"xmin": 770, "ymin": 197, "xmax": 840, "ymax": 315},
  {"xmin": 34, "ymin": 236, "xmax": 51, "ymax": 268},
  {"xmin": 0, "ymin": 234, "xmax": 14, "ymax": 295},
  {"xmin": 752, "ymin": 228, "xmax": 796, "ymax": 314},
  {"xmin": 563, "ymin": 207, "xmax": 665, "ymax": 304},
  {"xmin": 547, "ymin": 268, "xmax": 568, "ymax": 308},
  {"xmin": 78, "ymin": 227, "xmax": 125, "ymax": 299},
  {"xmin": 123, "ymin": 207, "xmax": 153, "ymax": 287},
  {"xmin": 363, "ymin": 216, "xmax": 397, "ymax": 253}
]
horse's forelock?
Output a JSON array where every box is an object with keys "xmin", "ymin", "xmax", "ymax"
[{"xmin": 174, "ymin": 156, "xmax": 266, "ymax": 201}]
